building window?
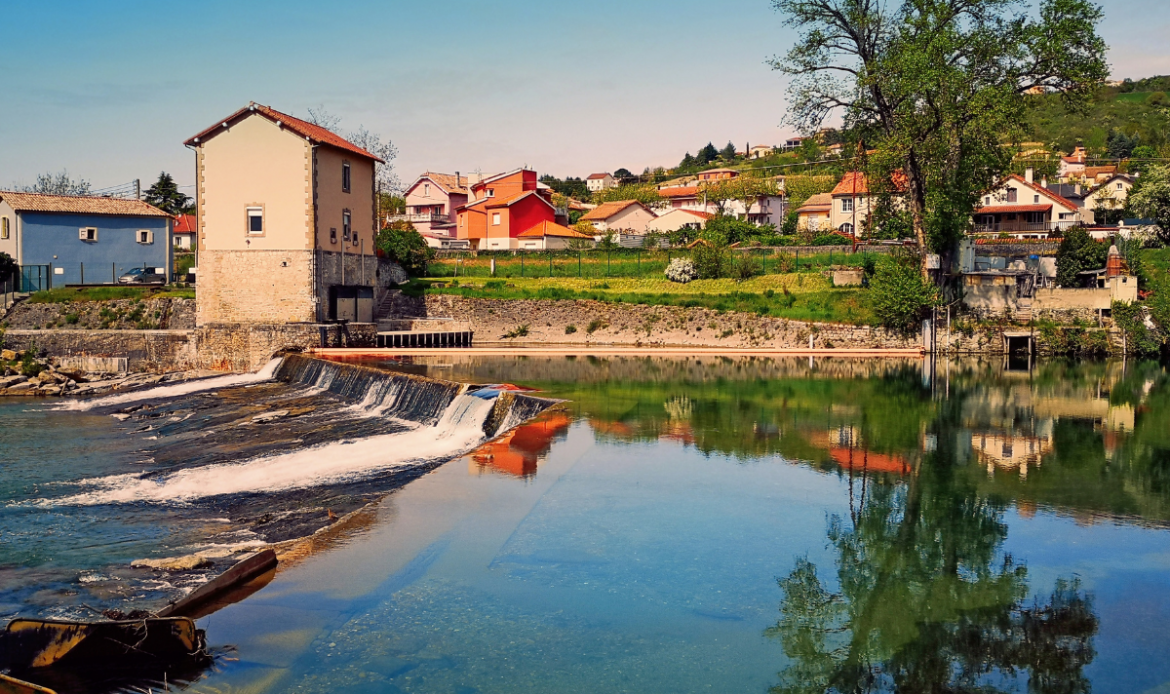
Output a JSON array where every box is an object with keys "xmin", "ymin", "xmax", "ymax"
[
  {"xmin": 840, "ymin": 222, "xmax": 854, "ymax": 236},
  {"xmin": 343, "ymin": 211, "xmax": 351, "ymax": 242},
  {"xmin": 0, "ymin": 217, "xmax": 8, "ymax": 240},
  {"xmin": 492, "ymin": 213, "xmax": 501, "ymax": 226},
  {"xmin": 1006, "ymin": 187, "xmax": 1018, "ymax": 203},
  {"xmin": 841, "ymin": 198, "xmax": 854, "ymax": 213},
  {"xmin": 1034, "ymin": 194, "xmax": 1040, "ymax": 204},
  {"xmin": 136, "ymin": 229, "xmax": 154, "ymax": 244},
  {"xmin": 424, "ymin": 183, "xmax": 430, "ymax": 197},
  {"xmin": 985, "ymin": 196, "xmax": 991, "ymax": 205},
  {"xmin": 330, "ymin": 227, "xmax": 338, "ymax": 244},
  {"xmin": 342, "ymin": 162, "xmax": 352, "ymax": 193},
  {"xmin": 1117, "ymin": 183, "xmax": 1124, "ymax": 190},
  {"xmin": 247, "ymin": 206, "xmax": 264, "ymax": 234},
  {"xmin": 487, "ymin": 189, "xmax": 495, "ymax": 198},
  {"xmin": 79, "ymin": 227, "xmax": 97, "ymax": 241}
]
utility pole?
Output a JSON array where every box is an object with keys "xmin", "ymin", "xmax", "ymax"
[{"xmin": 134, "ymin": 179, "xmax": 141, "ymax": 201}]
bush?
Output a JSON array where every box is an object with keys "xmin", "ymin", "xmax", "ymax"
[
  {"xmin": 376, "ymin": 221, "xmax": 435, "ymax": 277},
  {"xmin": 664, "ymin": 258, "xmax": 698, "ymax": 283},
  {"xmin": 869, "ymin": 254, "xmax": 938, "ymax": 332},
  {"xmin": 503, "ymin": 324, "xmax": 530, "ymax": 339},
  {"xmin": 702, "ymin": 215, "xmax": 774, "ymax": 245},
  {"xmin": 0, "ymin": 252, "xmax": 16, "ymax": 285},
  {"xmin": 565, "ymin": 324, "xmax": 578, "ymax": 334},
  {"xmin": 692, "ymin": 243, "xmax": 727, "ymax": 280},
  {"xmin": 1055, "ymin": 227, "xmax": 1108, "ymax": 287},
  {"xmin": 729, "ymin": 253, "xmax": 760, "ymax": 280}
]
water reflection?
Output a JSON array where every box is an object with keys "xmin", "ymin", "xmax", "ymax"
[{"xmin": 468, "ymin": 412, "xmax": 572, "ymax": 478}]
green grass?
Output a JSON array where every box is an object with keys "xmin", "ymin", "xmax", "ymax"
[
  {"xmin": 175, "ymin": 252, "xmax": 197, "ymax": 275},
  {"xmin": 26, "ymin": 285, "xmax": 195, "ymax": 304},
  {"xmin": 412, "ymin": 275, "xmax": 876, "ymax": 325}
]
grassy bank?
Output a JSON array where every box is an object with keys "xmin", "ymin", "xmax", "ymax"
[
  {"xmin": 413, "ymin": 275, "xmax": 876, "ymax": 324},
  {"xmin": 26, "ymin": 285, "xmax": 196, "ymax": 304}
]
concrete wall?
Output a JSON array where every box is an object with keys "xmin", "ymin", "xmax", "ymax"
[
  {"xmin": 3, "ymin": 330, "xmax": 195, "ymax": 372},
  {"xmin": 18, "ymin": 212, "xmax": 171, "ymax": 286},
  {"xmin": 199, "ymin": 114, "xmax": 312, "ymax": 253},
  {"xmin": 314, "ymin": 146, "xmax": 376, "ymax": 252}
]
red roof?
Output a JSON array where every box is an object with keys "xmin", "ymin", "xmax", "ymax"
[
  {"xmin": 659, "ymin": 186, "xmax": 699, "ymax": 199},
  {"xmin": 1002, "ymin": 174, "xmax": 1078, "ymax": 211},
  {"xmin": 174, "ymin": 213, "xmax": 197, "ymax": 234},
  {"xmin": 831, "ymin": 171, "xmax": 908, "ymax": 196},
  {"xmin": 484, "ymin": 190, "xmax": 554, "ymax": 210},
  {"xmin": 581, "ymin": 199, "xmax": 646, "ymax": 221},
  {"xmin": 976, "ymin": 204, "xmax": 1052, "ymax": 215},
  {"xmin": 675, "ymin": 209, "xmax": 713, "ymax": 219},
  {"xmin": 586, "ymin": 173, "xmax": 611, "ymax": 180},
  {"xmin": 184, "ymin": 102, "xmax": 382, "ymax": 162},
  {"xmin": 518, "ymin": 221, "xmax": 594, "ymax": 238}
]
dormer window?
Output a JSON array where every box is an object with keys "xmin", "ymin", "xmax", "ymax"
[
  {"xmin": 487, "ymin": 189, "xmax": 495, "ymax": 198},
  {"xmin": 342, "ymin": 162, "xmax": 352, "ymax": 193}
]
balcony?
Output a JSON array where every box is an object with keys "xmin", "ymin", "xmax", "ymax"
[
  {"xmin": 972, "ymin": 220, "xmax": 1078, "ymax": 235},
  {"xmin": 388, "ymin": 212, "xmax": 450, "ymax": 224}
]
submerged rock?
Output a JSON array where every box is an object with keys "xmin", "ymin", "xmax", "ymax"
[{"xmin": 131, "ymin": 554, "xmax": 214, "ymax": 571}]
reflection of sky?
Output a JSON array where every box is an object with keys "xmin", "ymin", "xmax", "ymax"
[{"xmin": 2, "ymin": 1, "xmax": 1168, "ymax": 190}]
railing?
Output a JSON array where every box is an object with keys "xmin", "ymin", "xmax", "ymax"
[
  {"xmin": 387, "ymin": 212, "xmax": 450, "ymax": 224},
  {"xmin": 973, "ymin": 220, "xmax": 1079, "ymax": 234}
]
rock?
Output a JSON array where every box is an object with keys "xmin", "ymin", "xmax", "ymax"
[
  {"xmin": 6, "ymin": 382, "xmax": 36, "ymax": 392},
  {"xmin": 1, "ymin": 350, "xmax": 16, "ymax": 361},
  {"xmin": 0, "ymin": 375, "xmax": 28, "ymax": 388},
  {"xmin": 251, "ymin": 410, "xmax": 290, "ymax": 423},
  {"xmin": 39, "ymin": 386, "xmax": 62, "ymax": 396}
]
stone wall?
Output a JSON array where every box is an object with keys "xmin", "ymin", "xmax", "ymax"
[
  {"xmin": 197, "ymin": 249, "xmax": 317, "ymax": 325},
  {"xmin": 192, "ymin": 322, "xmax": 375, "ymax": 372},
  {"xmin": 2, "ymin": 330, "xmax": 196, "ymax": 372},
  {"xmin": 3, "ymin": 298, "xmax": 195, "ymax": 330},
  {"xmin": 413, "ymin": 295, "xmax": 921, "ymax": 350}
]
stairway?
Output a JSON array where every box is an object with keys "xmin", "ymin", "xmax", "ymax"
[{"xmin": 1016, "ymin": 297, "xmax": 1033, "ymax": 323}]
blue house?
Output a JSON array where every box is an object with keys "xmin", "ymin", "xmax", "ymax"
[{"xmin": 0, "ymin": 191, "xmax": 172, "ymax": 289}]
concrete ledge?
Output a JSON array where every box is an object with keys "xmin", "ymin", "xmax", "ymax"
[{"xmin": 313, "ymin": 346, "xmax": 925, "ymax": 358}]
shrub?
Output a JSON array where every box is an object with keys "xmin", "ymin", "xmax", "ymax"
[
  {"xmin": 869, "ymin": 253, "xmax": 938, "ymax": 332},
  {"xmin": 565, "ymin": 324, "xmax": 578, "ymax": 334},
  {"xmin": 0, "ymin": 252, "xmax": 16, "ymax": 285},
  {"xmin": 664, "ymin": 258, "xmax": 698, "ymax": 283},
  {"xmin": 1055, "ymin": 227, "xmax": 1108, "ymax": 287},
  {"xmin": 692, "ymin": 243, "xmax": 727, "ymax": 279},
  {"xmin": 729, "ymin": 253, "xmax": 760, "ymax": 280},
  {"xmin": 586, "ymin": 318, "xmax": 608, "ymax": 335},
  {"xmin": 503, "ymin": 324, "xmax": 530, "ymax": 339},
  {"xmin": 376, "ymin": 221, "xmax": 436, "ymax": 277}
]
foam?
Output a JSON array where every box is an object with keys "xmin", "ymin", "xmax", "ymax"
[{"xmin": 58, "ymin": 358, "xmax": 285, "ymax": 412}]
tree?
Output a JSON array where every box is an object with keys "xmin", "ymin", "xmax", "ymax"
[
  {"xmin": 869, "ymin": 251, "xmax": 938, "ymax": 332},
  {"xmin": 376, "ymin": 221, "xmax": 434, "ymax": 277},
  {"xmin": 142, "ymin": 172, "xmax": 193, "ymax": 215},
  {"xmin": 613, "ymin": 168, "xmax": 634, "ymax": 183},
  {"xmin": 784, "ymin": 175, "xmax": 837, "ymax": 210},
  {"xmin": 20, "ymin": 170, "xmax": 91, "ymax": 196},
  {"xmin": 679, "ymin": 152, "xmax": 698, "ymax": 170},
  {"xmin": 1128, "ymin": 164, "xmax": 1170, "ymax": 243},
  {"xmin": 306, "ymin": 106, "xmax": 400, "ymax": 194},
  {"xmin": 1130, "ymin": 145, "xmax": 1158, "ymax": 176},
  {"xmin": 1106, "ymin": 129, "xmax": 1139, "ymax": 159},
  {"xmin": 719, "ymin": 141, "xmax": 738, "ymax": 160},
  {"xmin": 592, "ymin": 184, "xmax": 663, "ymax": 207},
  {"xmin": 697, "ymin": 142, "xmax": 720, "ymax": 165},
  {"xmin": 1055, "ymin": 227, "xmax": 1108, "ymax": 287},
  {"xmin": 770, "ymin": 0, "xmax": 1109, "ymax": 276},
  {"xmin": 0, "ymin": 252, "xmax": 16, "ymax": 284},
  {"xmin": 540, "ymin": 174, "xmax": 589, "ymax": 199}
]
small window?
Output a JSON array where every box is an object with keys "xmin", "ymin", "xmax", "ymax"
[
  {"xmin": 1006, "ymin": 188, "xmax": 1018, "ymax": 203},
  {"xmin": 841, "ymin": 198, "xmax": 854, "ymax": 213},
  {"xmin": 492, "ymin": 213, "xmax": 501, "ymax": 226},
  {"xmin": 424, "ymin": 183, "xmax": 430, "ymax": 197},
  {"xmin": 487, "ymin": 188, "xmax": 495, "ymax": 198},
  {"xmin": 984, "ymin": 196, "xmax": 991, "ymax": 206},
  {"xmin": 343, "ymin": 211, "xmax": 351, "ymax": 242},
  {"xmin": 136, "ymin": 230, "xmax": 154, "ymax": 244},
  {"xmin": 247, "ymin": 207, "xmax": 263, "ymax": 234},
  {"xmin": 342, "ymin": 162, "xmax": 352, "ymax": 193},
  {"xmin": 1117, "ymin": 183, "xmax": 1124, "ymax": 190},
  {"xmin": 79, "ymin": 227, "xmax": 97, "ymax": 241},
  {"xmin": 330, "ymin": 227, "xmax": 338, "ymax": 244},
  {"xmin": 1033, "ymin": 194, "xmax": 1040, "ymax": 204},
  {"xmin": 0, "ymin": 217, "xmax": 8, "ymax": 240}
]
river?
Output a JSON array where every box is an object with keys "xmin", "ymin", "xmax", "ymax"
[{"xmin": 3, "ymin": 355, "xmax": 1169, "ymax": 692}]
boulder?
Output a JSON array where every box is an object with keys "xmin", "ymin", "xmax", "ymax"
[{"xmin": 0, "ymin": 375, "xmax": 28, "ymax": 389}]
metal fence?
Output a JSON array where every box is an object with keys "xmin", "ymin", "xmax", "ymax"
[{"xmin": 425, "ymin": 245, "xmax": 898, "ymax": 280}]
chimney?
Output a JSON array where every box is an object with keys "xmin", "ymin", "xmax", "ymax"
[
  {"xmin": 1075, "ymin": 183, "xmax": 1082, "ymax": 195},
  {"xmin": 455, "ymin": 171, "xmax": 461, "ymax": 188},
  {"xmin": 1040, "ymin": 176, "xmax": 1048, "ymax": 189},
  {"xmin": 1025, "ymin": 168, "xmax": 1034, "ymax": 184}
]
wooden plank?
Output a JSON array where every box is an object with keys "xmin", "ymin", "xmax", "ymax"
[{"xmin": 156, "ymin": 549, "xmax": 278, "ymax": 618}]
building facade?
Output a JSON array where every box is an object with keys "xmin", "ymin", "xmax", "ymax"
[
  {"xmin": 455, "ymin": 169, "xmax": 558, "ymax": 250},
  {"xmin": 586, "ymin": 173, "xmax": 615, "ymax": 192},
  {"xmin": 396, "ymin": 172, "xmax": 469, "ymax": 236},
  {"xmin": 975, "ymin": 173, "xmax": 1081, "ymax": 237},
  {"xmin": 580, "ymin": 200, "xmax": 657, "ymax": 233},
  {"xmin": 0, "ymin": 192, "xmax": 172, "ymax": 287},
  {"xmin": 184, "ymin": 102, "xmax": 382, "ymax": 325}
]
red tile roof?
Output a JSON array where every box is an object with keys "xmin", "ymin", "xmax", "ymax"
[
  {"xmin": 797, "ymin": 192, "xmax": 834, "ymax": 212},
  {"xmin": 831, "ymin": 171, "xmax": 908, "ymax": 196},
  {"xmin": 1002, "ymin": 174, "xmax": 1078, "ymax": 211},
  {"xmin": 586, "ymin": 173, "xmax": 611, "ymax": 180},
  {"xmin": 581, "ymin": 199, "xmax": 645, "ymax": 221},
  {"xmin": 184, "ymin": 102, "xmax": 382, "ymax": 162},
  {"xmin": 173, "ymin": 213, "xmax": 197, "ymax": 233},
  {"xmin": 0, "ymin": 191, "xmax": 171, "ymax": 218},
  {"xmin": 976, "ymin": 204, "xmax": 1052, "ymax": 215},
  {"xmin": 675, "ymin": 209, "xmax": 713, "ymax": 219},
  {"xmin": 518, "ymin": 221, "xmax": 594, "ymax": 238},
  {"xmin": 412, "ymin": 172, "xmax": 469, "ymax": 195},
  {"xmin": 484, "ymin": 190, "xmax": 555, "ymax": 210},
  {"xmin": 658, "ymin": 186, "xmax": 699, "ymax": 199}
]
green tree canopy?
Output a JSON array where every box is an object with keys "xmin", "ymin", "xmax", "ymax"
[
  {"xmin": 1055, "ymin": 227, "xmax": 1108, "ymax": 287},
  {"xmin": 20, "ymin": 170, "xmax": 91, "ymax": 196},
  {"xmin": 1128, "ymin": 164, "xmax": 1170, "ymax": 243},
  {"xmin": 770, "ymin": 0, "xmax": 1109, "ymax": 273},
  {"xmin": 143, "ymin": 172, "xmax": 194, "ymax": 215},
  {"xmin": 376, "ymin": 221, "xmax": 434, "ymax": 277}
]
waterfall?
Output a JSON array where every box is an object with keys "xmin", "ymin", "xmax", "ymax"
[
  {"xmin": 46, "ymin": 355, "xmax": 557, "ymax": 506},
  {"xmin": 60, "ymin": 357, "xmax": 285, "ymax": 412}
]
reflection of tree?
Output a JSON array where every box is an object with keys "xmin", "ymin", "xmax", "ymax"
[{"xmin": 767, "ymin": 479, "xmax": 1098, "ymax": 693}]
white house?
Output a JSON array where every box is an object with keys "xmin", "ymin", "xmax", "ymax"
[
  {"xmin": 586, "ymin": 173, "xmax": 616, "ymax": 193},
  {"xmin": 645, "ymin": 209, "xmax": 712, "ymax": 233},
  {"xmin": 580, "ymin": 200, "xmax": 657, "ymax": 233}
]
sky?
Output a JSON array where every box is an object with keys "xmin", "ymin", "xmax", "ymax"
[{"xmin": 1, "ymin": 0, "xmax": 1167, "ymax": 194}]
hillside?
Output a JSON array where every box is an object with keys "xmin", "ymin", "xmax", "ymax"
[{"xmin": 1024, "ymin": 75, "xmax": 1170, "ymax": 155}]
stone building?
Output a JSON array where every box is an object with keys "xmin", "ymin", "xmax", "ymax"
[{"xmin": 184, "ymin": 102, "xmax": 383, "ymax": 325}]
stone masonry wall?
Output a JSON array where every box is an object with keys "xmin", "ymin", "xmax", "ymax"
[
  {"xmin": 414, "ymin": 295, "xmax": 921, "ymax": 350},
  {"xmin": 197, "ymin": 249, "xmax": 316, "ymax": 325},
  {"xmin": 193, "ymin": 322, "xmax": 375, "ymax": 372},
  {"xmin": 3, "ymin": 330, "xmax": 196, "ymax": 372}
]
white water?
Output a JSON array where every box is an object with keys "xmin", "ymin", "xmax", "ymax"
[
  {"xmin": 49, "ymin": 390, "xmax": 499, "ymax": 505},
  {"xmin": 59, "ymin": 358, "xmax": 285, "ymax": 411}
]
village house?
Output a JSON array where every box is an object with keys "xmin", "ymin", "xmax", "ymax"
[
  {"xmin": 974, "ymin": 171, "xmax": 1081, "ymax": 237},
  {"xmin": 580, "ymin": 200, "xmax": 657, "ymax": 234},
  {"xmin": 748, "ymin": 145, "xmax": 775, "ymax": 160},
  {"xmin": 644, "ymin": 209, "xmax": 712, "ymax": 234},
  {"xmin": 1058, "ymin": 146, "xmax": 1087, "ymax": 181},
  {"xmin": 0, "ymin": 191, "xmax": 172, "ymax": 288},
  {"xmin": 516, "ymin": 221, "xmax": 595, "ymax": 250},
  {"xmin": 655, "ymin": 176, "xmax": 786, "ymax": 226},
  {"xmin": 795, "ymin": 193, "xmax": 833, "ymax": 232},
  {"xmin": 173, "ymin": 213, "xmax": 196, "ymax": 250},
  {"xmin": 455, "ymin": 169, "xmax": 559, "ymax": 250},
  {"xmin": 586, "ymin": 173, "xmax": 616, "ymax": 192},
  {"xmin": 830, "ymin": 172, "xmax": 878, "ymax": 235},
  {"xmin": 184, "ymin": 102, "xmax": 382, "ymax": 325},
  {"xmin": 781, "ymin": 136, "xmax": 806, "ymax": 151},
  {"xmin": 396, "ymin": 172, "xmax": 469, "ymax": 237},
  {"xmin": 695, "ymin": 168, "xmax": 739, "ymax": 183}
]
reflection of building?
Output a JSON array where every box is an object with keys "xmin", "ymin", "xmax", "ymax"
[
  {"xmin": 971, "ymin": 431, "xmax": 1053, "ymax": 479},
  {"xmin": 469, "ymin": 413, "xmax": 572, "ymax": 478},
  {"xmin": 807, "ymin": 426, "xmax": 913, "ymax": 476}
]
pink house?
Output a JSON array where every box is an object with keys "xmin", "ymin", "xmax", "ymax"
[{"xmin": 395, "ymin": 172, "xmax": 470, "ymax": 236}]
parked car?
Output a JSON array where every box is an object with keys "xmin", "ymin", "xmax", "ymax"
[{"xmin": 118, "ymin": 267, "xmax": 167, "ymax": 285}]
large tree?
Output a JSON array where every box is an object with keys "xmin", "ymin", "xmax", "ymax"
[
  {"xmin": 20, "ymin": 170, "xmax": 91, "ymax": 196},
  {"xmin": 143, "ymin": 172, "xmax": 194, "ymax": 215},
  {"xmin": 770, "ymin": 0, "xmax": 1108, "ymax": 273},
  {"xmin": 306, "ymin": 105, "xmax": 400, "ymax": 194}
]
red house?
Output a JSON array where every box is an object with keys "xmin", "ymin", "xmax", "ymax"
[{"xmin": 455, "ymin": 169, "xmax": 558, "ymax": 250}]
